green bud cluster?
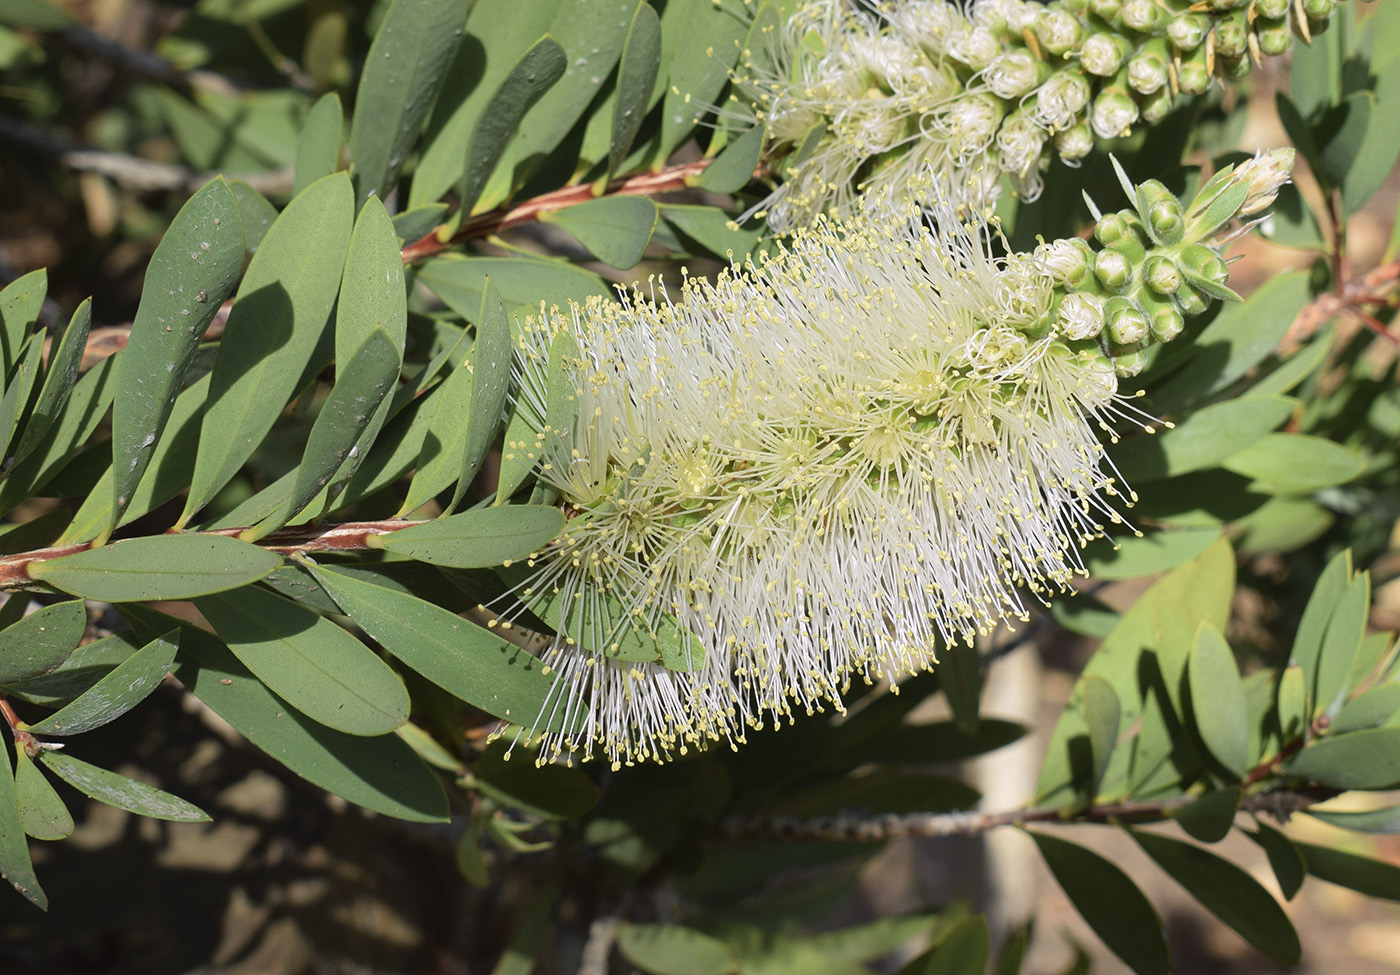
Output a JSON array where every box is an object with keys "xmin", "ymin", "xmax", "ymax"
[
  {"xmin": 747, "ymin": 0, "xmax": 1338, "ymax": 230},
  {"xmin": 1039, "ymin": 150, "xmax": 1294, "ymax": 376}
]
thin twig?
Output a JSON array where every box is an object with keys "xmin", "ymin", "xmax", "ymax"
[
  {"xmin": 576, "ymin": 914, "xmax": 621, "ymax": 975},
  {"xmin": 1282, "ymin": 256, "xmax": 1400, "ymax": 353}
]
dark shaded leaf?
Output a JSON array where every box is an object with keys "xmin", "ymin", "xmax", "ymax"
[
  {"xmin": 616, "ymin": 923, "xmax": 738, "ymax": 975},
  {"xmin": 0, "ymin": 728, "xmax": 46, "ymax": 908},
  {"xmin": 24, "ymin": 631, "xmax": 178, "ymax": 736},
  {"xmin": 1187, "ymin": 623, "xmax": 1248, "ymax": 778},
  {"xmin": 0, "ymin": 601, "xmax": 86, "ymax": 686},
  {"xmin": 1294, "ymin": 837, "xmax": 1400, "ymax": 901},
  {"xmin": 13, "ymin": 750, "xmax": 72, "ymax": 841},
  {"xmin": 38, "ymin": 751, "xmax": 208, "ymax": 822}
]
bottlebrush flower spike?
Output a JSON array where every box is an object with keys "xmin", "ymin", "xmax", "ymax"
[{"xmin": 739, "ymin": 0, "xmax": 1335, "ymax": 231}]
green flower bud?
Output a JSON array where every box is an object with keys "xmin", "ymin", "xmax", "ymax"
[
  {"xmin": 1167, "ymin": 13, "xmax": 1210, "ymax": 52},
  {"xmin": 1112, "ymin": 347, "xmax": 1150, "ymax": 377},
  {"xmin": 1036, "ymin": 8, "xmax": 1084, "ymax": 56},
  {"xmin": 1179, "ymin": 242, "xmax": 1230, "ymax": 289},
  {"xmin": 1090, "ymin": 0, "xmax": 1122, "ymax": 22},
  {"xmin": 1255, "ymin": 19, "xmax": 1293, "ymax": 57},
  {"xmin": 1213, "ymin": 11, "xmax": 1250, "ymax": 60},
  {"xmin": 1219, "ymin": 55, "xmax": 1252, "ymax": 81},
  {"xmin": 1081, "ymin": 33, "xmax": 1133, "ymax": 77},
  {"xmin": 1120, "ymin": 0, "xmax": 1165, "ymax": 33},
  {"xmin": 1106, "ymin": 296, "xmax": 1150, "ymax": 345},
  {"xmin": 1303, "ymin": 0, "xmax": 1336, "ymax": 20},
  {"xmin": 1095, "ymin": 249, "xmax": 1133, "ymax": 292},
  {"xmin": 1054, "ymin": 122, "xmax": 1095, "ymax": 161},
  {"xmin": 1092, "ymin": 88, "xmax": 1139, "ymax": 139},
  {"xmin": 1140, "ymin": 88, "xmax": 1174, "ymax": 124},
  {"xmin": 1254, "ymin": 0, "xmax": 1289, "ymax": 17},
  {"xmin": 1147, "ymin": 199, "xmax": 1185, "ymax": 246},
  {"xmin": 1173, "ymin": 281, "xmax": 1211, "ymax": 317},
  {"xmin": 1036, "ymin": 237, "xmax": 1094, "ymax": 286},
  {"xmin": 1149, "ymin": 302, "xmax": 1185, "ymax": 342},
  {"xmin": 1128, "ymin": 49, "xmax": 1169, "ymax": 96},
  {"xmin": 1094, "ymin": 210, "xmax": 1132, "ymax": 247},
  {"xmin": 1177, "ymin": 47, "xmax": 1212, "ymax": 95},
  {"xmin": 1143, "ymin": 255, "xmax": 1182, "ymax": 295}
]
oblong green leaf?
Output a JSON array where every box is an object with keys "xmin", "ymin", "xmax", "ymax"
[
  {"xmin": 38, "ymin": 750, "xmax": 208, "ymax": 822},
  {"xmin": 1169, "ymin": 788, "xmax": 1241, "ymax": 844},
  {"xmin": 416, "ymin": 254, "xmax": 610, "ymax": 320},
  {"xmin": 1315, "ymin": 574, "xmax": 1370, "ymax": 718},
  {"xmin": 31, "ymin": 534, "xmax": 282, "ymax": 601},
  {"xmin": 1082, "ymin": 527, "xmax": 1221, "ymax": 581},
  {"xmin": 6, "ymin": 631, "xmax": 144, "ymax": 708},
  {"xmin": 1030, "ymin": 831, "xmax": 1168, "ymax": 975},
  {"xmin": 13, "ymin": 297, "xmax": 91, "ymax": 468},
  {"xmin": 0, "ymin": 337, "xmax": 43, "ymax": 463},
  {"xmin": 293, "ymin": 91, "xmax": 343, "ymax": 196},
  {"xmin": 1082, "ymin": 675, "xmax": 1120, "ymax": 795},
  {"xmin": 458, "ymin": 35, "xmax": 567, "ymax": 214},
  {"xmin": 610, "ymin": 1, "xmax": 661, "ymax": 177},
  {"xmin": 695, "ymin": 124, "xmax": 764, "ymax": 195},
  {"xmin": 123, "ymin": 604, "xmax": 448, "ymax": 822},
  {"xmin": 1187, "ymin": 623, "xmax": 1248, "ymax": 778},
  {"xmin": 0, "ymin": 600, "xmax": 86, "ymax": 686},
  {"xmin": 110, "ymin": 178, "xmax": 243, "ymax": 531},
  {"xmin": 1222, "ymin": 434, "xmax": 1366, "ymax": 492},
  {"xmin": 1330, "ymin": 684, "xmax": 1400, "ymax": 735},
  {"xmin": 194, "ymin": 585, "xmax": 409, "ymax": 736},
  {"xmin": 370, "ymin": 506, "xmax": 564, "ymax": 567},
  {"xmin": 1294, "ymin": 837, "xmax": 1400, "ymax": 901},
  {"xmin": 448, "ymin": 278, "xmax": 512, "ymax": 513},
  {"xmin": 616, "ymin": 923, "xmax": 738, "ymax": 975},
  {"xmin": 1245, "ymin": 821, "xmax": 1305, "ymax": 900},
  {"xmin": 1305, "ymin": 803, "xmax": 1400, "ymax": 834},
  {"xmin": 0, "ymin": 267, "xmax": 44, "ymax": 377},
  {"xmin": 657, "ymin": 0, "xmax": 745, "ymax": 158},
  {"xmin": 348, "ymin": 0, "xmax": 469, "ymax": 205},
  {"xmin": 14, "ymin": 750, "xmax": 72, "ymax": 841},
  {"xmin": 542, "ymin": 196, "xmax": 658, "ymax": 270},
  {"xmin": 24, "ymin": 631, "xmax": 178, "ymax": 736},
  {"xmin": 179, "ymin": 172, "xmax": 354, "ymax": 525},
  {"xmin": 1111, "ymin": 397, "xmax": 1294, "ymax": 483},
  {"xmin": 1285, "ymin": 727, "xmax": 1400, "ymax": 789},
  {"xmin": 308, "ymin": 563, "xmax": 568, "ymax": 729},
  {"xmin": 0, "ymin": 728, "xmax": 46, "ymax": 908},
  {"xmin": 1132, "ymin": 829, "xmax": 1299, "ymax": 964},
  {"xmin": 916, "ymin": 915, "xmax": 990, "ymax": 975}
]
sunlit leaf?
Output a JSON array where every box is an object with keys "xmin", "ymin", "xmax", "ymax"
[
  {"xmin": 30, "ymin": 534, "xmax": 282, "ymax": 601},
  {"xmin": 24, "ymin": 631, "xmax": 178, "ymax": 736},
  {"xmin": 38, "ymin": 751, "xmax": 209, "ymax": 822},
  {"xmin": 370, "ymin": 506, "xmax": 564, "ymax": 568},
  {"xmin": 0, "ymin": 600, "xmax": 86, "ymax": 686}
]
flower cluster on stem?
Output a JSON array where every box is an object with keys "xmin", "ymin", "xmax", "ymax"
[
  {"xmin": 503, "ymin": 164, "xmax": 1286, "ymax": 769},
  {"xmin": 740, "ymin": 0, "xmax": 1333, "ymax": 230}
]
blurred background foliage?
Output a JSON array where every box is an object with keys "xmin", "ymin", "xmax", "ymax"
[{"xmin": 1, "ymin": 0, "xmax": 1400, "ymax": 973}]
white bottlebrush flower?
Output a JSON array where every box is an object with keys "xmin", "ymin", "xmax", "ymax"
[{"xmin": 509, "ymin": 207, "xmax": 1138, "ymax": 768}]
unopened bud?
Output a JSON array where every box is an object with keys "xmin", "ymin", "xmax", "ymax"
[
  {"xmin": 1092, "ymin": 89, "xmax": 1139, "ymax": 139},
  {"xmin": 1036, "ymin": 237, "xmax": 1093, "ymax": 286},
  {"xmin": 1303, "ymin": 0, "xmax": 1336, "ymax": 20},
  {"xmin": 1055, "ymin": 122, "xmax": 1095, "ymax": 161},
  {"xmin": 1149, "ymin": 303, "xmax": 1185, "ymax": 342},
  {"xmin": 1179, "ymin": 243, "xmax": 1230, "ymax": 289},
  {"xmin": 1095, "ymin": 211, "xmax": 1133, "ymax": 247},
  {"xmin": 1167, "ymin": 13, "xmax": 1210, "ymax": 52},
  {"xmin": 1036, "ymin": 9, "xmax": 1084, "ymax": 56},
  {"xmin": 1128, "ymin": 50, "xmax": 1168, "ymax": 95},
  {"xmin": 1177, "ymin": 48, "xmax": 1212, "ymax": 95},
  {"xmin": 1140, "ymin": 88, "xmax": 1174, "ymax": 124},
  {"xmin": 1106, "ymin": 297, "xmax": 1150, "ymax": 345},
  {"xmin": 1255, "ymin": 20, "xmax": 1293, "ymax": 57},
  {"xmin": 1146, "ymin": 199, "xmax": 1185, "ymax": 246},
  {"xmin": 987, "ymin": 50, "xmax": 1043, "ymax": 100},
  {"xmin": 1254, "ymin": 0, "xmax": 1289, "ymax": 16},
  {"xmin": 1120, "ymin": 0, "xmax": 1164, "ymax": 33},
  {"xmin": 1095, "ymin": 249, "xmax": 1133, "ymax": 291},
  {"xmin": 1112, "ymin": 348, "xmax": 1150, "ymax": 377},
  {"xmin": 1081, "ymin": 34, "xmax": 1132, "ymax": 77},
  {"xmin": 1143, "ymin": 255, "xmax": 1182, "ymax": 295},
  {"xmin": 1174, "ymin": 282, "xmax": 1211, "ymax": 317},
  {"xmin": 1234, "ymin": 148, "xmax": 1295, "ymax": 215},
  {"xmin": 1090, "ymin": 0, "xmax": 1122, "ymax": 21},
  {"xmin": 1219, "ymin": 55, "xmax": 1251, "ymax": 82},
  {"xmin": 1213, "ymin": 11, "xmax": 1249, "ymax": 59}
]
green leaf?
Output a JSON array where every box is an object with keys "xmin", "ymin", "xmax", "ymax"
[
  {"xmin": 248, "ymin": 327, "xmax": 400, "ymax": 536},
  {"xmin": 0, "ymin": 600, "xmax": 86, "ymax": 686},
  {"xmin": 661, "ymin": 204, "xmax": 763, "ymax": 261},
  {"xmin": 23, "ymin": 631, "xmax": 178, "ymax": 736},
  {"xmin": 877, "ymin": 719, "xmax": 1026, "ymax": 765},
  {"xmin": 397, "ymin": 331, "xmax": 477, "ymax": 515},
  {"xmin": 0, "ymin": 267, "xmax": 45, "ymax": 376},
  {"xmin": 806, "ymin": 914, "xmax": 940, "ymax": 963},
  {"xmin": 1315, "ymin": 573, "xmax": 1370, "ymax": 717},
  {"xmin": 194, "ymin": 585, "xmax": 410, "ymax": 736},
  {"xmin": 610, "ymin": 1, "xmax": 661, "ymax": 178},
  {"xmin": 12, "ymin": 297, "xmax": 91, "ymax": 468},
  {"xmin": 124, "ymin": 604, "xmax": 448, "ymax": 822},
  {"xmin": 1286, "ymin": 727, "xmax": 1400, "ymax": 789},
  {"xmin": 307, "ymin": 563, "xmax": 569, "ymax": 730},
  {"xmin": 909, "ymin": 915, "xmax": 989, "ymax": 975},
  {"xmin": 1331, "ymin": 684, "xmax": 1400, "ymax": 735},
  {"xmin": 293, "ymin": 91, "xmax": 343, "ymax": 196},
  {"xmin": 1294, "ymin": 837, "xmax": 1400, "ymax": 901},
  {"xmin": 337, "ymin": 196, "xmax": 409, "ymax": 369},
  {"xmin": 616, "ymin": 923, "xmax": 738, "ymax": 975},
  {"xmin": 1290, "ymin": 549, "xmax": 1351, "ymax": 713},
  {"xmin": 0, "ymin": 337, "xmax": 43, "ymax": 464},
  {"xmin": 1082, "ymin": 527, "xmax": 1221, "ymax": 580},
  {"xmin": 1342, "ymin": 67, "xmax": 1400, "ymax": 213},
  {"xmin": 1245, "ymin": 821, "xmax": 1305, "ymax": 900},
  {"xmin": 392, "ymin": 204, "xmax": 448, "ymax": 245},
  {"xmin": 1317, "ymin": 91, "xmax": 1373, "ymax": 190},
  {"xmin": 1187, "ymin": 622, "xmax": 1248, "ymax": 778},
  {"xmin": 5, "ymin": 631, "xmax": 143, "ymax": 708},
  {"xmin": 1276, "ymin": 664, "xmax": 1307, "ymax": 741},
  {"xmin": 348, "ymin": 0, "xmax": 468, "ymax": 205},
  {"xmin": 1259, "ymin": 182, "xmax": 1325, "ymax": 251},
  {"xmin": 1148, "ymin": 271, "xmax": 1311, "ymax": 413},
  {"xmin": 1169, "ymin": 788, "xmax": 1241, "ymax": 844},
  {"xmin": 31, "ymin": 534, "xmax": 282, "ymax": 601},
  {"xmin": 939, "ymin": 640, "xmax": 981, "ymax": 736},
  {"xmin": 1030, "ymin": 832, "xmax": 1168, "ymax": 975},
  {"xmin": 1081, "ymin": 675, "xmax": 1120, "ymax": 796},
  {"xmin": 1132, "ymin": 829, "xmax": 1299, "ymax": 964},
  {"xmin": 0, "ymin": 730, "xmax": 46, "ymax": 908},
  {"xmin": 38, "ymin": 750, "xmax": 208, "ymax": 822},
  {"xmin": 13, "ymin": 750, "xmax": 72, "ymax": 841},
  {"xmin": 1234, "ymin": 496, "xmax": 1334, "ymax": 555},
  {"xmin": 417, "ymin": 254, "xmax": 610, "ymax": 321},
  {"xmin": 472, "ymin": 744, "xmax": 598, "ymax": 820},
  {"xmin": 458, "ymin": 35, "xmax": 567, "ymax": 214},
  {"xmin": 696, "ymin": 124, "xmax": 764, "ymax": 195},
  {"xmin": 448, "ymin": 279, "xmax": 513, "ymax": 513},
  {"xmin": 992, "ymin": 921, "xmax": 1032, "ymax": 975},
  {"xmin": 1111, "ymin": 397, "xmax": 1294, "ymax": 482},
  {"xmin": 541, "ymin": 196, "xmax": 658, "ymax": 270},
  {"xmin": 1047, "ymin": 590, "xmax": 1120, "ymax": 639},
  {"xmin": 657, "ymin": 0, "xmax": 746, "ymax": 159},
  {"xmin": 1305, "ymin": 803, "xmax": 1400, "ymax": 834},
  {"xmin": 229, "ymin": 179, "xmax": 277, "ymax": 255},
  {"xmin": 179, "ymin": 172, "xmax": 354, "ymax": 525},
  {"xmin": 109, "ymin": 178, "xmax": 243, "ymax": 532},
  {"xmin": 1221, "ymin": 433, "xmax": 1365, "ymax": 492},
  {"xmin": 370, "ymin": 506, "xmax": 564, "ymax": 568}
]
